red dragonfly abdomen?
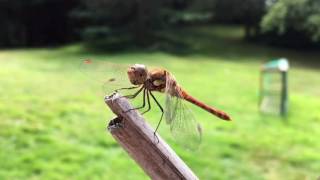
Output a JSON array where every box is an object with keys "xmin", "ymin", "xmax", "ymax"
[{"xmin": 180, "ymin": 89, "xmax": 231, "ymax": 121}]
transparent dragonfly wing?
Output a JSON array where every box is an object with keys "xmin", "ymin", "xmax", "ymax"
[
  {"xmin": 79, "ymin": 59, "xmax": 135, "ymax": 96},
  {"xmin": 165, "ymin": 73, "xmax": 202, "ymax": 150}
]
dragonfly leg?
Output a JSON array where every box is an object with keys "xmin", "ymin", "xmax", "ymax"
[
  {"xmin": 150, "ymin": 91, "xmax": 164, "ymax": 144},
  {"xmin": 141, "ymin": 90, "xmax": 151, "ymax": 115},
  {"xmin": 123, "ymin": 86, "xmax": 144, "ymax": 99},
  {"xmin": 115, "ymin": 86, "xmax": 139, "ymax": 92},
  {"xmin": 124, "ymin": 88, "xmax": 147, "ymax": 113}
]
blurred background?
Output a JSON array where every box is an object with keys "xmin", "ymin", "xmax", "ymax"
[{"xmin": 0, "ymin": 0, "xmax": 319, "ymax": 179}]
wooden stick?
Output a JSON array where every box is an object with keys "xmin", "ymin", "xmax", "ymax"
[{"xmin": 105, "ymin": 93, "xmax": 199, "ymax": 180}]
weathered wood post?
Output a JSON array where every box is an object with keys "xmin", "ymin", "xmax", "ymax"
[{"xmin": 105, "ymin": 93, "xmax": 199, "ymax": 180}]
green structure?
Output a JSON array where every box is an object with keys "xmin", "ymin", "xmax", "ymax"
[{"xmin": 259, "ymin": 58, "xmax": 289, "ymax": 116}]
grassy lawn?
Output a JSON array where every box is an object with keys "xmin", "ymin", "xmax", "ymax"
[{"xmin": 0, "ymin": 25, "xmax": 319, "ymax": 180}]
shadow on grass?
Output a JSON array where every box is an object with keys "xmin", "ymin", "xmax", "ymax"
[
  {"xmin": 10, "ymin": 25, "xmax": 320, "ymax": 69},
  {"xmin": 156, "ymin": 26, "xmax": 320, "ymax": 68}
]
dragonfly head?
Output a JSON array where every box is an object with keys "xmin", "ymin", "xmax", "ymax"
[{"xmin": 127, "ymin": 64, "xmax": 148, "ymax": 85}]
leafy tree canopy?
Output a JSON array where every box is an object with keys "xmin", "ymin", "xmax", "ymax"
[{"xmin": 261, "ymin": 0, "xmax": 320, "ymax": 42}]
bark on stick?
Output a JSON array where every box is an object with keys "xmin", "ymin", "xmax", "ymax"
[{"xmin": 105, "ymin": 93, "xmax": 198, "ymax": 180}]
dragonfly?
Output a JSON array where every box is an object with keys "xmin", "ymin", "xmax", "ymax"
[{"xmin": 80, "ymin": 59, "xmax": 231, "ymax": 148}]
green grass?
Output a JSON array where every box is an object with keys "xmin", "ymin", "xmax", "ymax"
[{"xmin": 0, "ymin": 25, "xmax": 320, "ymax": 180}]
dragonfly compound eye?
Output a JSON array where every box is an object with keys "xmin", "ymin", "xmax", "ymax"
[{"xmin": 127, "ymin": 64, "xmax": 148, "ymax": 85}]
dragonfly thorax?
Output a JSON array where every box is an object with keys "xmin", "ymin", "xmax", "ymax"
[
  {"xmin": 127, "ymin": 64, "xmax": 148, "ymax": 85},
  {"xmin": 145, "ymin": 69, "xmax": 167, "ymax": 92}
]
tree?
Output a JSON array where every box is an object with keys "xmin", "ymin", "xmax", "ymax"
[
  {"xmin": 212, "ymin": 0, "xmax": 266, "ymax": 39},
  {"xmin": 72, "ymin": 0, "xmax": 195, "ymax": 49},
  {"xmin": 71, "ymin": 0, "xmax": 160, "ymax": 48},
  {"xmin": 0, "ymin": 0, "xmax": 78, "ymax": 47},
  {"xmin": 261, "ymin": 0, "xmax": 320, "ymax": 44}
]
